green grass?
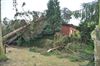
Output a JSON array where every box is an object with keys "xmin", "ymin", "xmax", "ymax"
[
  {"xmin": 4, "ymin": 47, "xmax": 83, "ymax": 66},
  {"xmin": 41, "ymin": 50, "xmax": 61, "ymax": 56},
  {"xmin": 0, "ymin": 54, "xmax": 8, "ymax": 62},
  {"xmin": 29, "ymin": 35, "xmax": 94, "ymax": 66},
  {"xmin": 30, "ymin": 47, "xmax": 61, "ymax": 56}
]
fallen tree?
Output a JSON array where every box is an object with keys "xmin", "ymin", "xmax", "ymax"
[
  {"xmin": 3, "ymin": 17, "xmax": 46, "ymax": 43},
  {"xmin": 47, "ymin": 43, "xmax": 76, "ymax": 54},
  {"xmin": 3, "ymin": 24, "xmax": 30, "ymax": 42}
]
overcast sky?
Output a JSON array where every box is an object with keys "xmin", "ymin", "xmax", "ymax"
[{"xmin": 1, "ymin": 0, "xmax": 95, "ymax": 26}]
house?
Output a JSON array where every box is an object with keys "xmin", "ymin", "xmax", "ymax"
[{"xmin": 61, "ymin": 24, "xmax": 78, "ymax": 36}]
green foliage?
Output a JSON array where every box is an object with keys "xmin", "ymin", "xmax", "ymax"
[
  {"xmin": 61, "ymin": 8, "xmax": 72, "ymax": 23},
  {"xmin": 68, "ymin": 54, "xmax": 81, "ymax": 62},
  {"xmin": 42, "ymin": 24, "xmax": 53, "ymax": 35},
  {"xmin": 69, "ymin": 44, "xmax": 94, "ymax": 62},
  {"xmin": 46, "ymin": 0, "xmax": 61, "ymax": 33},
  {"xmin": 73, "ymin": 1, "xmax": 98, "ymax": 23},
  {"xmin": 2, "ymin": 19, "xmax": 27, "ymax": 36},
  {"xmin": 52, "ymin": 33, "xmax": 66, "ymax": 47},
  {"xmin": 55, "ymin": 42, "xmax": 94, "ymax": 64},
  {"xmin": 70, "ymin": 31, "xmax": 81, "ymax": 42},
  {"xmin": 28, "ymin": 35, "xmax": 53, "ymax": 48},
  {"xmin": 16, "ymin": 37, "xmax": 26, "ymax": 46},
  {"xmin": 0, "ymin": 54, "xmax": 8, "ymax": 62},
  {"xmin": 75, "ymin": 1, "xmax": 99, "ymax": 43},
  {"xmin": 73, "ymin": 10, "xmax": 81, "ymax": 18},
  {"xmin": 28, "ymin": 32, "xmax": 94, "ymax": 65},
  {"xmin": 2, "ymin": 11, "xmax": 47, "ymax": 46}
]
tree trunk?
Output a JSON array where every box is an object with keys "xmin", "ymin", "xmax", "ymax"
[
  {"xmin": 50, "ymin": 22, "xmax": 55, "ymax": 35},
  {"xmin": 91, "ymin": 1, "xmax": 100, "ymax": 66},
  {"xmin": 3, "ymin": 24, "xmax": 30, "ymax": 42}
]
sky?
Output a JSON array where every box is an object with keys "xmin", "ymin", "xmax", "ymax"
[{"xmin": 1, "ymin": 0, "xmax": 95, "ymax": 26}]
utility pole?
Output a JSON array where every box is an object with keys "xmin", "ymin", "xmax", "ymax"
[{"xmin": 0, "ymin": 0, "xmax": 5, "ymax": 56}]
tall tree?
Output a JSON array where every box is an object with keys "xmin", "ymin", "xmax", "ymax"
[
  {"xmin": 46, "ymin": 0, "xmax": 61, "ymax": 34},
  {"xmin": 74, "ymin": 1, "xmax": 98, "ymax": 43},
  {"xmin": 61, "ymin": 8, "xmax": 72, "ymax": 24}
]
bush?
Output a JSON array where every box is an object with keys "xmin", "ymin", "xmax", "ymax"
[
  {"xmin": 68, "ymin": 54, "xmax": 81, "ymax": 62},
  {"xmin": 0, "ymin": 54, "xmax": 8, "ymax": 62}
]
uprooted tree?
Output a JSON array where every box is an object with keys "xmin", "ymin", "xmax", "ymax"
[
  {"xmin": 1, "ymin": 0, "xmax": 47, "ymax": 46},
  {"xmin": 2, "ymin": 16, "xmax": 46, "ymax": 44}
]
